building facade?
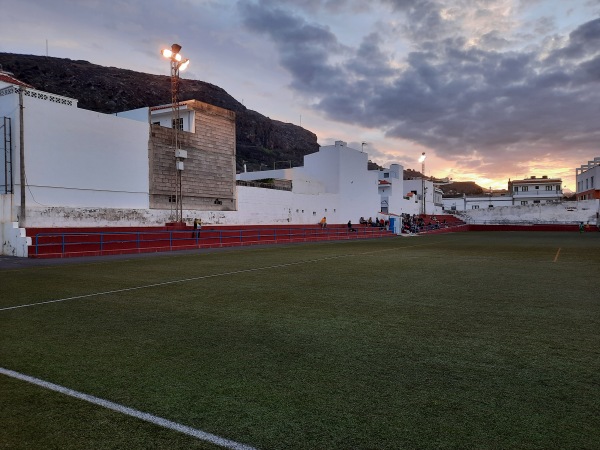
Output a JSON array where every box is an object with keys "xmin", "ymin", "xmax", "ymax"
[
  {"xmin": 508, "ymin": 176, "xmax": 563, "ymax": 205},
  {"xmin": 576, "ymin": 157, "xmax": 600, "ymax": 201},
  {"xmin": 444, "ymin": 176, "xmax": 563, "ymax": 211},
  {"xmin": 120, "ymin": 101, "xmax": 237, "ymax": 211}
]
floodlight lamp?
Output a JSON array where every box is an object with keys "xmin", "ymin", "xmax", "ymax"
[
  {"xmin": 171, "ymin": 43, "xmax": 182, "ymax": 54},
  {"xmin": 174, "ymin": 53, "xmax": 182, "ymax": 62},
  {"xmin": 179, "ymin": 59, "xmax": 190, "ymax": 71},
  {"xmin": 161, "ymin": 49, "xmax": 173, "ymax": 58},
  {"xmin": 418, "ymin": 152, "xmax": 427, "ymax": 163}
]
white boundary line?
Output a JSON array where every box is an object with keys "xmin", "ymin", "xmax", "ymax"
[
  {"xmin": 0, "ymin": 254, "xmax": 354, "ymax": 312},
  {"xmin": 0, "ymin": 366, "xmax": 257, "ymax": 450},
  {"xmin": 1, "ymin": 240, "xmax": 443, "ymax": 313}
]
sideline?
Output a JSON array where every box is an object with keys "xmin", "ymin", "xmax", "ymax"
[
  {"xmin": 0, "ymin": 239, "xmax": 446, "ymax": 313},
  {"xmin": 553, "ymin": 247, "xmax": 561, "ymax": 263},
  {"xmin": 0, "ymin": 367, "xmax": 256, "ymax": 450}
]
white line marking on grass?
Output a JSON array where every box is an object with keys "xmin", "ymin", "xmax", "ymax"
[
  {"xmin": 0, "ymin": 366, "xmax": 257, "ymax": 450},
  {"xmin": 0, "ymin": 240, "xmax": 443, "ymax": 313},
  {"xmin": 0, "ymin": 255, "xmax": 355, "ymax": 312},
  {"xmin": 553, "ymin": 247, "xmax": 561, "ymax": 263}
]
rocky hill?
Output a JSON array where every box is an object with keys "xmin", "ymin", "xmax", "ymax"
[
  {"xmin": 0, "ymin": 53, "xmax": 319, "ymax": 172},
  {"xmin": 438, "ymin": 181, "xmax": 485, "ymax": 196}
]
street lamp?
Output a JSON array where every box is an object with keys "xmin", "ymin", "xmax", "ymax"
[
  {"xmin": 161, "ymin": 43, "xmax": 190, "ymax": 223},
  {"xmin": 418, "ymin": 152, "xmax": 427, "ymax": 215}
]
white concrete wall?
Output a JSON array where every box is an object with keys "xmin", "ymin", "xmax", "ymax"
[
  {"xmin": 337, "ymin": 148, "xmax": 380, "ymax": 221},
  {"xmin": 455, "ymin": 200, "xmax": 599, "ymax": 224},
  {"xmin": 302, "ymin": 145, "xmax": 341, "ymax": 193},
  {"xmin": 21, "ymin": 186, "xmax": 340, "ymax": 227},
  {"xmin": 1, "ymin": 221, "xmax": 31, "ymax": 257},
  {"xmin": 9, "ymin": 89, "xmax": 150, "ymax": 212},
  {"xmin": 443, "ymin": 196, "xmax": 514, "ymax": 211},
  {"xmin": 238, "ymin": 143, "xmax": 381, "ymax": 222}
]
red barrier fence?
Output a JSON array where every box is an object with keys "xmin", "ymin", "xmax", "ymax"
[{"xmin": 27, "ymin": 224, "xmax": 395, "ymax": 258}]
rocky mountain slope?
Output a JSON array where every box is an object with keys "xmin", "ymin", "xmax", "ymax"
[{"xmin": 0, "ymin": 53, "xmax": 319, "ymax": 171}]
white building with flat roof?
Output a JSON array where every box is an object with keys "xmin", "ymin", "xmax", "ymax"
[
  {"xmin": 444, "ymin": 176, "xmax": 563, "ymax": 212},
  {"xmin": 509, "ymin": 176, "xmax": 563, "ymax": 205},
  {"xmin": 576, "ymin": 157, "xmax": 600, "ymax": 201}
]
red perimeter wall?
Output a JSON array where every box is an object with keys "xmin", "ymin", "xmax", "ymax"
[{"xmin": 467, "ymin": 224, "xmax": 585, "ymax": 232}]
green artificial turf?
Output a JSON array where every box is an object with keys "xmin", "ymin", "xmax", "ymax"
[{"xmin": 1, "ymin": 232, "xmax": 599, "ymax": 449}]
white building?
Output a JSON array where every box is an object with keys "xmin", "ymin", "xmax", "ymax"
[
  {"xmin": 1, "ymin": 75, "xmax": 149, "ymax": 256},
  {"xmin": 444, "ymin": 176, "xmax": 563, "ymax": 212},
  {"xmin": 1, "ymin": 71, "xmax": 444, "ymax": 256},
  {"xmin": 403, "ymin": 179, "xmax": 444, "ymax": 215},
  {"xmin": 509, "ymin": 176, "xmax": 563, "ymax": 205},
  {"xmin": 576, "ymin": 157, "xmax": 599, "ymax": 201},
  {"xmin": 236, "ymin": 141, "xmax": 436, "ymax": 227},
  {"xmin": 442, "ymin": 194, "xmax": 514, "ymax": 211}
]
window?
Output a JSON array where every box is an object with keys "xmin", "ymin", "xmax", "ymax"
[
  {"xmin": 488, "ymin": 205, "xmax": 494, "ymax": 208},
  {"xmin": 556, "ymin": 185, "xmax": 560, "ymax": 191},
  {"xmin": 472, "ymin": 205, "xmax": 479, "ymax": 209},
  {"xmin": 152, "ymin": 121, "xmax": 160, "ymax": 126},
  {"xmin": 168, "ymin": 195, "xmax": 176, "ymax": 203},
  {"xmin": 172, "ymin": 118, "xmax": 183, "ymax": 130},
  {"xmin": 533, "ymin": 200, "xmax": 540, "ymax": 204},
  {"xmin": 514, "ymin": 186, "xmax": 518, "ymax": 192},
  {"xmin": 535, "ymin": 185, "xmax": 539, "ymax": 189},
  {"xmin": 592, "ymin": 176, "xmax": 595, "ymax": 188},
  {"xmin": 546, "ymin": 185, "xmax": 552, "ymax": 191},
  {"xmin": 383, "ymin": 173, "xmax": 389, "ymax": 178},
  {"xmin": 522, "ymin": 186, "xmax": 529, "ymax": 192},
  {"xmin": 521, "ymin": 200, "xmax": 528, "ymax": 205}
]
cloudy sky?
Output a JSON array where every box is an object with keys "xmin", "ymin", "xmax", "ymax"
[{"xmin": 2, "ymin": 0, "xmax": 600, "ymax": 189}]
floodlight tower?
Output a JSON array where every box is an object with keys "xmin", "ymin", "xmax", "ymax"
[
  {"xmin": 419, "ymin": 152, "xmax": 427, "ymax": 215},
  {"xmin": 161, "ymin": 43, "xmax": 190, "ymax": 223}
]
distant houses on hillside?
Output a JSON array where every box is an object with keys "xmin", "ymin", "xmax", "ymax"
[{"xmin": 443, "ymin": 175, "xmax": 564, "ymax": 211}]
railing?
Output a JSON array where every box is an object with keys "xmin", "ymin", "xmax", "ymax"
[
  {"xmin": 462, "ymin": 218, "xmax": 592, "ymax": 225},
  {"xmin": 236, "ymin": 180, "xmax": 292, "ymax": 191},
  {"xmin": 30, "ymin": 226, "xmax": 394, "ymax": 257}
]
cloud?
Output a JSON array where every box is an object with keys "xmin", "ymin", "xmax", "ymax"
[{"xmin": 238, "ymin": 1, "xmax": 600, "ymax": 181}]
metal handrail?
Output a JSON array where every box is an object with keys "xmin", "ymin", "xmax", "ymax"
[{"xmin": 31, "ymin": 226, "xmax": 394, "ymax": 257}]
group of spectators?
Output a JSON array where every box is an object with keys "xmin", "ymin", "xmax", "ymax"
[
  {"xmin": 359, "ymin": 217, "xmax": 389, "ymax": 229},
  {"xmin": 320, "ymin": 216, "xmax": 391, "ymax": 232},
  {"xmin": 402, "ymin": 214, "xmax": 447, "ymax": 233}
]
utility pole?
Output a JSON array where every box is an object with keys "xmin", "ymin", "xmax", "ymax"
[{"xmin": 19, "ymin": 87, "xmax": 26, "ymax": 227}]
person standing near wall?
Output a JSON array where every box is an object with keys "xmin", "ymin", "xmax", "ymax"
[{"xmin": 192, "ymin": 218, "xmax": 201, "ymax": 238}]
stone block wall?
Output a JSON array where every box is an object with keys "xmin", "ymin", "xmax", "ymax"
[{"xmin": 149, "ymin": 100, "xmax": 236, "ymax": 211}]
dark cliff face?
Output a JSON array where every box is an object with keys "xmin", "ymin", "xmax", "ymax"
[{"xmin": 0, "ymin": 53, "xmax": 319, "ymax": 171}]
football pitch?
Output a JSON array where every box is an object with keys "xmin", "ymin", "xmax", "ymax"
[{"xmin": 1, "ymin": 231, "xmax": 599, "ymax": 449}]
